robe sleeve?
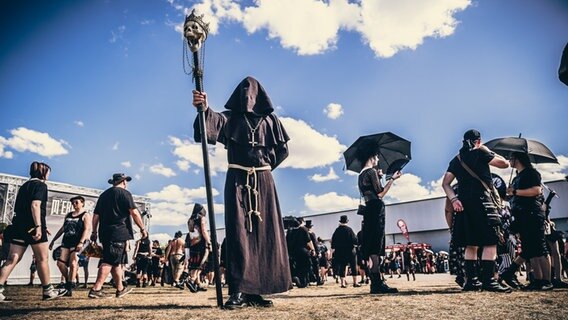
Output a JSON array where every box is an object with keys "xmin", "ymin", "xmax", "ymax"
[
  {"xmin": 193, "ymin": 108, "xmax": 230, "ymax": 146},
  {"xmin": 269, "ymin": 114, "xmax": 290, "ymax": 169}
]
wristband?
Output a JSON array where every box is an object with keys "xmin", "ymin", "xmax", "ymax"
[{"xmin": 450, "ymin": 196, "xmax": 459, "ymax": 203}]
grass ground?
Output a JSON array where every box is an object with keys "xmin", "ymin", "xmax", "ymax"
[{"xmin": 1, "ymin": 273, "xmax": 567, "ymax": 320}]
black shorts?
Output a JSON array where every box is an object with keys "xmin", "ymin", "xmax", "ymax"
[
  {"xmin": 62, "ymin": 237, "xmax": 81, "ymax": 249},
  {"xmin": 515, "ymin": 211, "xmax": 549, "ymax": 260},
  {"xmin": 136, "ymin": 255, "xmax": 150, "ymax": 274},
  {"xmin": 151, "ymin": 260, "xmax": 162, "ymax": 277},
  {"xmin": 101, "ymin": 241, "xmax": 128, "ymax": 267},
  {"xmin": 10, "ymin": 225, "xmax": 48, "ymax": 247}
]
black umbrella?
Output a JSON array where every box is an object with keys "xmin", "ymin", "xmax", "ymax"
[
  {"xmin": 484, "ymin": 136, "xmax": 558, "ymax": 164},
  {"xmin": 343, "ymin": 132, "xmax": 411, "ymax": 173}
]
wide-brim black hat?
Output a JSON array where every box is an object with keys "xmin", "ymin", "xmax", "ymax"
[
  {"xmin": 108, "ymin": 173, "xmax": 132, "ymax": 185},
  {"xmin": 339, "ymin": 215, "xmax": 349, "ymax": 224}
]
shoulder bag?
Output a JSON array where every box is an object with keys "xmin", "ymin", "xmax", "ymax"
[{"xmin": 457, "ymin": 155, "xmax": 506, "ymax": 245}]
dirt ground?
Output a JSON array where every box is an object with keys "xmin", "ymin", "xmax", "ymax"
[{"xmin": 1, "ymin": 273, "xmax": 567, "ymax": 320}]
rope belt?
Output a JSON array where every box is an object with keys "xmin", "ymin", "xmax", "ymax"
[{"xmin": 228, "ymin": 164, "xmax": 271, "ymax": 233}]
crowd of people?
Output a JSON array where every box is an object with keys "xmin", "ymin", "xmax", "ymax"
[
  {"xmin": 0, "ymin": 74, "xmax": 567, "ymax": 308},
  {"xmin": 443, "ymin": 130, "xmax": 568, "ymax": 293}
]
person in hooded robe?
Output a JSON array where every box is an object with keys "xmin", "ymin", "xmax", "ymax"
[{"xmin": 192, "ymin": 76, "xmax": 291, "ymax": 309}]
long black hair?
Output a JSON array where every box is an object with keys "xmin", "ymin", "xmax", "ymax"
[{"xmin": 511, "ymin": 152, "xmax": 533, "ymax": 168}]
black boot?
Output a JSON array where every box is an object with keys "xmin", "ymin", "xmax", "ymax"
[
  {"xmin": 369, "ymin": 273, "xmax": 381, "ymax": 294},
  {"xmin": 481, "ymin": 260, "xmax": 512, "ymax": 293},
  {"xmin": 499, "ymin": 262, "xmax": 524, "ymax": 289},
  {"xmin": 64, "ymin": 282, "xmax": 73, "ymax": 297},
  {"xmin": 463, "ymin": 260, "xmax": 481, "ymax": 291},
  {"xmin": 377, "ymin": 278, "xmax": 398, "ymax": 293},
  {"xmin": 224, "ymin": 292, "xmax": 247, "ymax": 309},
  {"xmin": 370, "ymin": 273, "xmax": 398, "ymax": 294}
]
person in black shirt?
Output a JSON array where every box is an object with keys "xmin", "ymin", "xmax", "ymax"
[
  {"xmin": 150, "ymin": 240, "xmax": 163, "ymax": 286},
  {"xmin": 133, "ymin": 234, "xmax": 152, "ymax": 288},
  {"xmin": 442, "ymin": 129, "xmax": 511, "ymax": 292},
  {"xmin": 316, "ymin": 237, "xmax": 330, "ymax": 283},
  {"xmin": 49, "ymin": 195, "xmax": 91, "ymax": 296},
  {"xmin": 89, "ymin": 173, "xmax": 147, "ymax": 299},
  {"xmin": 305, "ymin": 220, "xmax": 323, "ymax": 285},
  {"xmin": 286, "ymin": 217, "xmax": 313, "ymax": 288},
  {"xmin": 500, "ymin": 152, "xmax": 554, "ymax": 290},
  {"xmin": 331, "ymin": 215, "xmax": 359, "ymax": 288},
  {"xmin": 357, "ymin": 142, "xmax": 402, "ymax": 293},
  {"xmin": 0, "ymin": 162, "xmax": 67, "ymax": 301}
]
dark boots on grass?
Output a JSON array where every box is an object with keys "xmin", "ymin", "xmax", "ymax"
[
  {"xmin": 463, "ymin": 260, "xmax": 511, "ymax": 293},
  {"xmin": 369, "ymin": 273, "xmax": 398, "ymax": 294}
]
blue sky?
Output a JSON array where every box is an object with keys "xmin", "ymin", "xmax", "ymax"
[{"xmin": 1, "ymin": 0, "xmax": 568, "ymax": 242}]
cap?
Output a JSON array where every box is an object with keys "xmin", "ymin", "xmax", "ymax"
[{"xmin": 463, "ymin": 129, "xmax": 481, "ymax": 141}]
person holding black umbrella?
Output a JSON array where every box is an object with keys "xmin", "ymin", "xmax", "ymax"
[
  {"xmin": 357, "ymin": 141, "xmax": 402, "ymax": 294},
  {"xmin": 500, "ymin": 152, "xmax": 554, "ymax": 290},
  {"xmin": 442, "ymin": 129, "xmax": 512, "ymax": 293}
]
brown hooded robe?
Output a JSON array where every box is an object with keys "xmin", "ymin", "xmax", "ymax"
[{"xmin": 194, "ymin": 76, "xmax": 291, "ymax": 295}]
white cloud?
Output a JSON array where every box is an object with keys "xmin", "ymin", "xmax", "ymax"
[
  {"xmin": 384, "ymin": 173, "xmax": 444, "ymax": 203},
  {"xmin": 304, "ymin": 192, "xmax": 358, "ymax": 213},
  {"xmin": 357, "ymin": 0, "xmax": 471, "ymax": 58},
  {"xmin": 149, "ymin": 163, "xmax": 177, "ymax": 177},
  {"xmin": 74, "ymin": 120, "xmax": 84, "ymax": 127},
  {"xmin": 112, "ymin": 142, "xmax": 120, "ymax": 151},
  {"xmin": 168, "ymin": 136, "xmax": 227, "ymax": 175},
  {"xmin": 0, "ymin": 127, "xmax": 68, "ymax": 158},
  {"xmin": 179, "ymin": 0, "xmax": 471, "ymax": 57},
  {"xmin": 146, "ymin": 184, "xmax": 219, "ymax": 202},
  {"xmin": 146, "ymin": 184, "xmax": 223, "ymax": 227},
  {"xmin": 310, "ymin": 167, "xmax": 340, "ymax": 182},
  {"xmin": 323, "ymin": 103, "xmax": 344, "ymax": 120},
  {"xmin": 148, "ymin": 233, "xmax": 173, "ymax": 246},
  {"xmin": 176, "ymin": 160, "xmax": 190, "ymax": 172},
  {"xmin": 280, "ymin": 117, "xmax": 346, "ymax": 169},
  {"xmin": 134, "ymin": 174, "xmax": 142, "ymax": 180},
  {"xmin": 121, "ymin": 161, "xmax": 132, "ymax": 168},
  {"xmin": 242, "ymin": 0, "xmax": 360, "ymax": 55},
  {"xmin": 0, "ymin": 137, "xmax": 13, "ymax": 159},
  {"xmin": 537, "ymin": 155, "xmax": 568, "ymax": 182}
]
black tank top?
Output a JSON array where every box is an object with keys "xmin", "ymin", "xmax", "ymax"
[
  {"xmin": 62, "ymin": 211, "xmax": 86, "ymax": 242},
  {"xmin": 138, "ymin": 238, "xmax": 151, "ymax": 254}
]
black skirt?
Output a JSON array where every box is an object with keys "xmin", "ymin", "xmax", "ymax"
[
  {"xmin": 361, "ymin": 199, "xmax": 386, "ymax": 259},
  {"xmin": 453, "ymin": 196, "xmax": 499, "ymax": 247}
]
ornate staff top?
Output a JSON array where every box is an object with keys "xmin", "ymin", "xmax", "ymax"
[{"xmin": 184, "ymin": 9, "xmax": 210, "ymax": 53}]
